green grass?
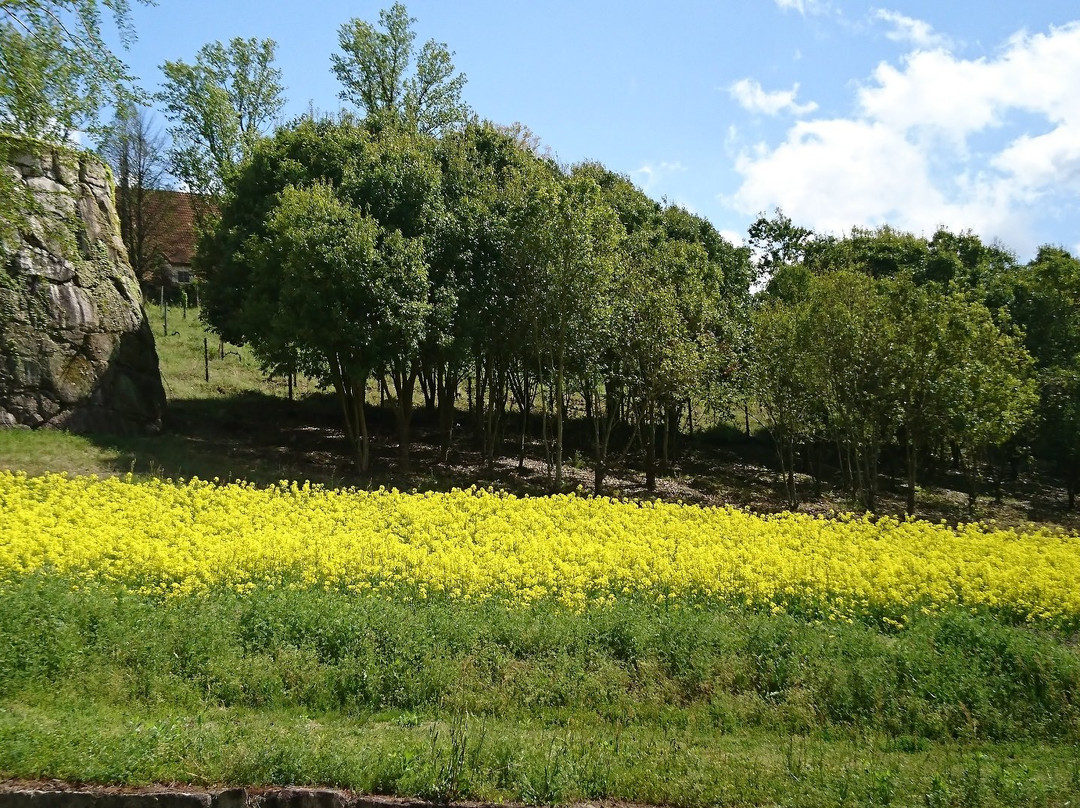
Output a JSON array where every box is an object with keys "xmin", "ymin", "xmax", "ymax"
[
  {"xmin": 0, "ymin": 305, "xmax": 336, "ymax": 483},
  {"xmin": 4, "ymin": 697, "xmax": 1078, "ymax": 806},
  {"xmin": 2, "ymin": 576, "xmax": 1080, "ymax": 805},
  {"xmin": 0, "ymin": 428, "xmax": 124, "ymax": 477},
  {"xmin": 150, "ymin": 302, "xmax": 314, "ymax": 401}
]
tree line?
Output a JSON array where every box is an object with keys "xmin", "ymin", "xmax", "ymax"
[
  {"xmin": 199, "ymin": 115, "xmax": 751, "ymax": 491},
  {"xmin": 3, "ymin": 2, "xmax": 1078, "ymax": 514}
]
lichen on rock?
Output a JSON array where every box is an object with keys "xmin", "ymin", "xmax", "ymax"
[{"xmin": 0, "ymin": 137, "xmax": 166, "ymax": 433}]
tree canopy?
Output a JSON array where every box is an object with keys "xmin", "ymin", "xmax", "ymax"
[
  {"xmin": 157, "ymin": 36, "xmax": 285, "ymax": 206},
  {"xmin": 0, "ymin": 0, "xmax": 149, "ymax": 140},
  {"xmin": 331, "ymin": 2, "xmax": 468, "ymax": 135}
]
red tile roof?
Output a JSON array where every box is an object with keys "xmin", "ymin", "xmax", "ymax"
[{"xmin": 144, "ymin": 190, "xmax": 199, "ymax": 267}]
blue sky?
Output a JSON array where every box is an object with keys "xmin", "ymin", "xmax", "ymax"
[{"xmin": 109, "ymin": 0, "xmax": 1080, "ymax": 260}]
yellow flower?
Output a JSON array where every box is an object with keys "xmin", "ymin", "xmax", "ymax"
[{"xmin": 0, "ymin": 471, "xmax": 1077, "ymax": 625}]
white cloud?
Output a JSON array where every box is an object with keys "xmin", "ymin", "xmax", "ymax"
[
  {"xmin": 719, "ymin": 229, "xmax": 745, "ymax": 247},
  {"xmin": 633, "ymin": 161, "xmax": 687, "ymax": 193},
  {"xmin": 733, "ymin": 119, "xmax": 947, "ymax": 234},
  {"xmin": 992, "ymin": 126, "xmax": 1080, "ymax": 194},
  {"xmin": 775, "ymin": 0, "xmax": 830, "ymax": 15},
  {"xmin": 874, "ymin": 9, "xmax": 952, "ymax": 51},
  {"xmin": 730, "ymin": 79, "xmax": 818, "ymax": 116},
  {"xmin": 728, "ymin": 20, "xmax": 1080, "ymax": 257}
]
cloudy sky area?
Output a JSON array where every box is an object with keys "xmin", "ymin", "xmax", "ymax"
[{"xmin": 112, "ymin": 0, "xmax": 1080, "ymax": 259}]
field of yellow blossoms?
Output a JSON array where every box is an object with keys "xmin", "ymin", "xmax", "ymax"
[{"xmin": 2, "ymin": 470, "xmax": 1079, "ymax": 625}]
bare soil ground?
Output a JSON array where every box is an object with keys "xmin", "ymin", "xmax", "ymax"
[{"xmin": 67, "ymin": 389, "xmax": 1076, "ymax": 533}]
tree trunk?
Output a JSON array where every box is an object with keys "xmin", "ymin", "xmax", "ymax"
[
  {"xmin": 436, "ymin": 365, "xmax": 458, "ymax": 462},
  {"xmin": 864, "ymin": 444, "xmax": 879, "ymax": 512},
  {"xmin": 905, "ymin": 438, "xmax": 917, "ymax": 517},
  {"xmin": 586, "ymin": 384, "xmax": 618, "ymax": 497},
  {"xmin": 785, "ymin": 442, "xmax": 797, "ymax": 510},
  {"xmin": 473, "ymin": 355, "xmax": 485, "ymax": 441},
  {"xmin": 962, "ymin": 450, "xmax": 979, "ymax": 513},
  {"xmin": 484, "ymin": 360, "xmax": 507, "ymax": 468},
  {"xmin": 419, "ymin": 362, "xmax": 436, "ymax": 413},
  {"xmin": 660, "ymin": 406, "xmax": 671, "ymax": 473},
  {"xmin": 538, "ymin": 360, "xmax": 552, "ymax": 480},
  {"xmin": 390, "ymin": 360, "xmax": 418, "ymax": 472},
  {"xmin": 333, "ymin": 382, "xmax": 361, "ymax": 472},
  {"xmin": 644, "ymin": 406, "xmax": 657, "ymax": 492},
  {"xmin": 811, "ymin": 440, "xmax": 823, "ymax": 498},
  {"xmin": 554, "ymin": 355, "xmax": 565, "ymax": 489},
  {"xmin": 509, "ymin": 361, "xmax": 533, "ymax": 472},
  {"xmin": 354, "ymin": 381, "xmax": 370, "ymax": 473},
  {"xmin": 330, "ymin": 360, "xmax": 369, "ymax": 473}
]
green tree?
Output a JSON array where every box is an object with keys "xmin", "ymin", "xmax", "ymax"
[
  {"xmin": 887, "ymin": 279, "xmax": 958, "ymax": 515},
  {"xmin": 199, "ymin": 116, "xmax": 438, "ymax": 471},
  {"xmin": 569, "ymin": 163, "xmax": 660, "ymax": 493},
  {"xmin": 251, "ymin": 182, "xmax": 427, "ymax": 472},
  {"xmin": 943, "ymin": 304, "xmax": 1036, "ymax": 511},
  {"xmin": 750, "ymin": 298, "xmax": 818, "ymax": 509},
  {"xmin": 808, "ymin": 270, "xmax": 899, "ymax": 511},
  {"xmin": 819, "ymin": 225, "xmax": 930, "ymax": 280},
  {"xmin": 198, "ymin": 117, "xmax": 357, "ymax": 349},
  {"xmin": 157, "ymin": 36, "xmax": 284, "ymax": 209},
  {"xmin": 331, "ymin": 2, "xmax": 468, "ymax": 136},
  {"xmin": 344, "ymin": 125, "xmax": 442, "ymax": 470},
  {"xmin": 1005, "ymin": 246, "xmax": 1080, "ymax": 507},
  {"xmin": 886, "ymin": 277, "xmax": 1031, "ymax": 515},
  {"xmin": 623, "ymin": 236, "xmax": 721, "ymax": 491},
  {"xmin": 427, "ymin": 122, "xmax": 543, "ymax": 463},
  {"xmin": 0, "ymin": 0, "xmax": 147, "ymax": 140},
  {"xmin": 506, "ymin": 167, "xmax": 622, "ymax": 489},
  {"xmin": 925, "ymin": 228, "xmax": 1017, "ymax": 293},
  {"xmin": 1037, "ymin": 366, "xmax": 1080, "ymax": 509},
  {"xmin": 747, "ymin": 208, "xmax": 814, "ymax": 285},
  {"xmin": 660, "ymin": 203, "xmax": 752, "ymax": 439}
]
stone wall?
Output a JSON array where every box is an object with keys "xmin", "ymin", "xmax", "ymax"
[
  {"xmin": 0, "ymin": 139, "xmax": 166, "ymax": 433},
  {"xmin": 0, "ymin": 786, "xmax": 453, "ymax": 808}
]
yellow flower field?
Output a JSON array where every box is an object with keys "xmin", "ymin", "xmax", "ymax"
[{"xmin": 1, "ymin": 470, "xmax": 1078, "ymax": 624}]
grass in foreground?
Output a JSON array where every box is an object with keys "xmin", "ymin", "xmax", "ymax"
[{"xmin": 1, "ymin": 577, "xmax": 1079, "ymax": 806}]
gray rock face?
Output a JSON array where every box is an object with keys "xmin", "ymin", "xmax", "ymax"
[{"xmin": 1, "ymin": 141, "xmax": 166, "ymax": 434}]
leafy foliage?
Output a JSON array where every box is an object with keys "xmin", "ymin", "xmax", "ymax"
[
  {"xmin": 752, "ymin": 234, "xmax": 1036, "ymax": 512},
  {"xmin": 157, "ymin": 36, "xmax": 284, "ymax": 205},
  {"xmin": 331, "ymin": 2, "xmax": 468, "ymax": 136},
  {"xmin": 0, "ymin": 0, "xmax": 147, "ymax": 140}
]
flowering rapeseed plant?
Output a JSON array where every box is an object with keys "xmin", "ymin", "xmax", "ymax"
[{"xmin": 1, "ymin": 471, "xmax": 1077, "ymax": 625}]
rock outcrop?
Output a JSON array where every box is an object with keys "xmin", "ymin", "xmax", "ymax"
[{"xmin": 0, "ymin": 139, "xmax": 166, "ymax": 433}]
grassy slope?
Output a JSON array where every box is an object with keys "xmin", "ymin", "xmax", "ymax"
[
  {"xmin": 0, "ymin": 305, "xmax": 322, "ymax": 483},
  {"xmin": 1, "ymin": 579, "xmax": 1079, "ymax": 806}
]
